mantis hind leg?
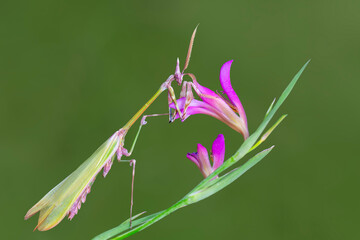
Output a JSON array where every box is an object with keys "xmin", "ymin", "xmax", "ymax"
[{"xmin": 119, "ymin": 159, "xmax": 136, "ymax": 228}]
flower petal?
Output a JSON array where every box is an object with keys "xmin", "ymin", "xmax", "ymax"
[
  {"xmin": 192, "ymin": 79, "xmax": 218, "ymax": 100},
  {"xmin": 197, "ymin": 143, "xmax": 212, "ymax": 177},
  {"xmin": 211, "ymin": 134, "xmax": 225, "ymax": 170},
  {"xmin": 169, "ymin": 98, "xmax": 221, "ymax": 121},
  {"xmin": 219, "ymin": 60, "xmax": 247, "ymax": 126},
  {"xmin": 186, "ymin": 152, "xmax": 200, "ymax": 168},
  {"xmin": 192, "ymin": 79, "xmax": 225, "ymax": 111},
  {"xmin": 191, "ymin": 80, "xmax": 245, "ymax": 127},
  {"xmin": 170, "ymin": 97, "xmax": 249, "ymax": 138}
]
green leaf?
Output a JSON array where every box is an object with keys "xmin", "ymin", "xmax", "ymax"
[
  {"xmin": 265, "ymin": 98, "xmax": 276, "ymax": 117},
  {"xmin": 110, "ymin": 200, "xmax": 187, "ymax": 240},
  {"xmin": 249, "ymin": 114, "xmax": 287, "ymax": 152},
  {"xmin": 92, "ymin": 212, "xmax": 162, "ymax": 240}
]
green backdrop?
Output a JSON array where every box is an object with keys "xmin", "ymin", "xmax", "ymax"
[{"xmin": 1, "ymin": 0, "xmax": 358, "ymax": 239}]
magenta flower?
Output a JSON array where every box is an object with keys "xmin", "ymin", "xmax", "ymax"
[
  {"xmin": 170, "ymin": 60, "xmax": 249, "ymax": 139},
  {"xmin": 187, "ymin": 134, "xmax": 225, "ymax": 178}
]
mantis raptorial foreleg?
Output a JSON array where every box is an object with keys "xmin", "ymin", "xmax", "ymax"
[
  {"xmin": 168, "ymin": 85, "xmax": 183, "ymax": 123},
  {"xmin": 168, "ymin": 81, "xmax": 200, "ymax": 122},
  {"xmin": 179, "ymin": 81, "xmax": 194, "ymax": 117},
  {"xmin": 184, "ymin": 73, "xmax": 219, "ymax": 101},
  {"xmin": 168, "ymin": 91, "xmax": 177, "ymax": 122},
  {"xmin": 168, "ymin": 78, "xmax": 197, "ymax": 122},
  {"xmin": 179, "ymin": 80, "xmax": 188, "ymax": 98},
  {"xmin": 167, "ymin": 81, "xmax": 187, "ymax": 123}
]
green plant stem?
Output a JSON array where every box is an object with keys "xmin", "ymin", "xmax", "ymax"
[{"xmin": 111, "ymin": 199, "xmax": 188, "ymax": 240}]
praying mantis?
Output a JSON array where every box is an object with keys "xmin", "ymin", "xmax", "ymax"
[{"xmin": 25, "ymin": 27, "xmax": 202, "ymax": 231}]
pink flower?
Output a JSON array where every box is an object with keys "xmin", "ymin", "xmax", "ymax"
[
  {"xmin": 187, "ymin": 134, "xmax": 225, "ymax": 178},
  {"xmin": 170, "ymin": 60, "xmax": 249, "ymax": 139}
]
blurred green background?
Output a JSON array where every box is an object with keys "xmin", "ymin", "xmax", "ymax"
[{"xmin": 1, "ymin": 0, "xmax": 358, "ymax": 239}]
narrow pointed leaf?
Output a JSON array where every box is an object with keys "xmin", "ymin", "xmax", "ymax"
[
  {"xmin": 265, "ymin": 98, "xmax": 276, "ymax": 117},
  {"xmin": 249, "ymin": 114, "xmax": 287, "ymax": 152},
  {"xmin": 92, "ymin": 212, "xmax": 162, "ymax": 240}
]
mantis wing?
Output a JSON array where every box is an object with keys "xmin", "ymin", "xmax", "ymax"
[{"xmin": 25, "ymin": 131, "xmax": 121, "ymax": 231}]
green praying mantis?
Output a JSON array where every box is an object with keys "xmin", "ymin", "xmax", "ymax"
[{"xmin": 25, "ymin": 27, "xmax": 201, "ymax": 231}]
